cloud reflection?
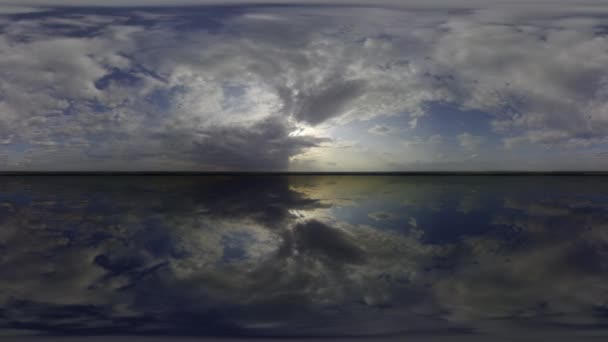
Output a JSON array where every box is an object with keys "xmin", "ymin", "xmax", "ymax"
[{"xmin": 0, "ymin": 176, "xmax": 608, "ymax": 339}]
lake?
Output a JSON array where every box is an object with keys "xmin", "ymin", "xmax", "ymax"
[{"xmin": 1, "ymin": 176, "xmax": 608, "ymax": 341}]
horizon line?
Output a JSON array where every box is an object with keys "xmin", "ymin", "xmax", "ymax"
[{"xmin": 1, "ymin": 171, "xmax": 608, "ymax": 176}]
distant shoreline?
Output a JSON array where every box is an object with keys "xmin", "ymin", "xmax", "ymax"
[{"xmin": 1, "ymin": 171, "xmax": 608, "ymax": 176}]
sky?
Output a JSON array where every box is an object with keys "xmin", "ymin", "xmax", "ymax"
[
  {"xmin": 1, "ymin": 1, "xmax": 608, "ymax": 171},
  {"xmin": 2, "ymin": 176, "xmax": 608, "ymax": 339}
]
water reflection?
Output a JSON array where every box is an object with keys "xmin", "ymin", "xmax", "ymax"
[{"xmin": 1, "ymin": 176, "xmax": 608, "ymax": 339}]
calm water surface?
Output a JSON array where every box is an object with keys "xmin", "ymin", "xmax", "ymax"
[{"xmin": 1, "ymin": 176, "xmax": 608, "ymax": 341}]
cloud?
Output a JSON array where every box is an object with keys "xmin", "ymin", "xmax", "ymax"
[
  {"xmin": 1, "ymin": 2, "xmax": 608, "ymax": 170},
  {"xmin": 458, "ymin": 132, "xmax": 484, "ymax": 151},
  {"xmin": 431, "ymin": 18, "xmax": 608, "ymax": 151},
  {"xmin": 0, "ymin": 11, "xmax": 334, "ymax": 170},
  {"xmin": 368, "ymin": 124, "xmax": 397, "ymax": 136},
  {"xmin": 0, "ymin": 6, "xmax": 44, "ymax": 14},
  {"xmin": 294, "ymin": 78, "xmax": 367, "ymax": 126},
  {"xmin": 2, "ymin": 0, "xmax": 608, "ymax": 9},
  {"xmin": 401, "ymin": 134, "xmax": 443, "ymax": 148},
  {"xmin": 368, "ymin": 211, "xmax": 396, "ymax": 221},
  {"xmin": 292, "ymin": 220, "xmax": 366, "ymax": 264},
  {"xmin": 154, "ymin": 116, "xmax": 328, "ymax": 171},
  {"xmin": 2, "ymin": 5, "xmax": 429, "ymax": 170}
]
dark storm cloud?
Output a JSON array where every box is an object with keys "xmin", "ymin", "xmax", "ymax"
[
  {"xmin": 294, "ymin": 79, "xmax": 367, "ymax": 126},
  {"xmin": 99, "ymin": 116, "xmax": 328, "ymax": 171}
]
